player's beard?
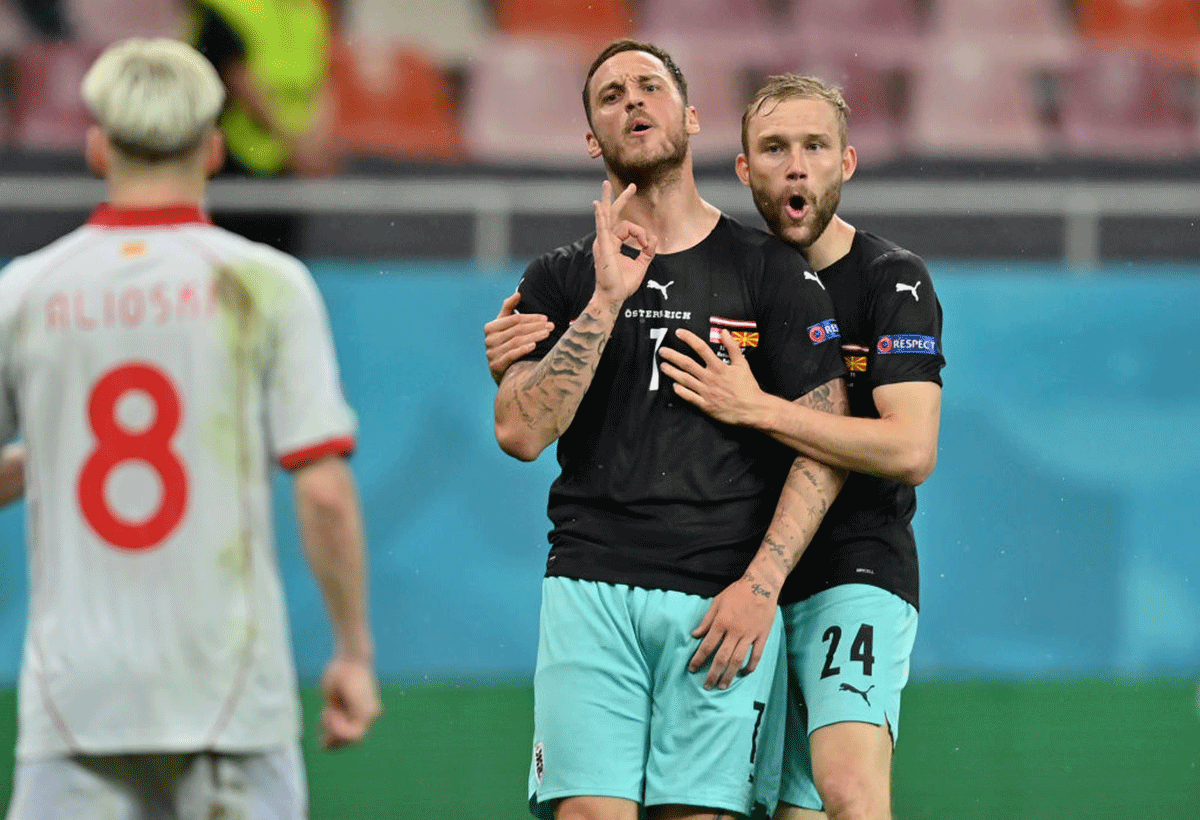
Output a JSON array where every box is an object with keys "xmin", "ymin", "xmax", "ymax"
[
  {"xmin": 596, "ymin": 115, "xmax": 690, "ymax": 190},
  {"xmin": 752, "ymin": 175, "xmax": 842, "ymax": 251}
]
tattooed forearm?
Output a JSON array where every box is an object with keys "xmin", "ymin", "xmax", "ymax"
[
  {"xmin": 753, "ymin": 455, "xmax": 846, "ymax": 581},
  {"xmin": 495, "ymin": 300, "xmax": 620, "ymax": 459}
]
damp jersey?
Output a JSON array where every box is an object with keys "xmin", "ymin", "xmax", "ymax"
[
  {"xmin": 516, "ymin": 215, "xmax": 846, "ymax": 597},
  {"xmin": 780, "ymin": 230, "xmax": 945, "ymax": 609},
  {"xmin": 0, "ymin": 204, "xmax": 356, "ymax": 760}
]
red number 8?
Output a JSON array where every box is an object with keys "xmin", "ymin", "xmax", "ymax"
[{"xmin": 77, "ymin": 362, "xmax": 188, "ymax": 550}]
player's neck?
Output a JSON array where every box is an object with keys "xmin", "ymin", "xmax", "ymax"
[
  {"xmin": 805, "ymin": 215, "xmax": 856, "ymax": 272},
  {"xmin": 611, "ymin": 161, "xmax": 720, "ymax": 255},
  {"xmin": 105, "ymin": 174, "xmax": 207, "ymax": 210}
]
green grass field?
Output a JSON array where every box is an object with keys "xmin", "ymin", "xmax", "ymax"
[{"xmin": 0, "ymin": 679, "xmax": 1196, "ymax": 819}]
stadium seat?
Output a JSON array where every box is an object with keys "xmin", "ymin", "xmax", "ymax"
[
  {"xmin": 925, "ymin": 0, "xmax": 1081, "ymax": 66},
  {"xmin": 782, "ymin": 0, "xmax": 924, "ymax": 68},
  {"xmin": 341, "ymin": 0, "xmax": 488, "ymax": 65},
  {"xmin": 330, "ymin": 39, "xmax": 465, "ymax": 161},
  {"xmin": 1076, "ymin": 0, "xmax": 1200, "ymax": 66},
  {"xmin": 492, "ymin": 0, "xmax": 635, "ymax": 50},
  {"xmin": 12, "ymin": 40, "xmax": 102, "ymax": 152},
  {"xmin": 65, "ymin": 0, "xmax": 183, "ymax": 44},
  {"xmin": 461, "ymin": 36, "xmax": 593, "ymax": 166},
  {"xmin": 1055, "ymin": 47, "xmax": 1193, "ymax": 157},
  {"xmin": 904, "ymin": 45, "xmax": 1049, "ymax": 157}
]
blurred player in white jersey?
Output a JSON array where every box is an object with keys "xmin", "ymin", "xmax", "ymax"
[{"xmin": 0, "ymin": 38, "xmax": 380, "ymax": 819}]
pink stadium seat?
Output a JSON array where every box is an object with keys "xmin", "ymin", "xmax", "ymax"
[
  {"xmin": 904, "ymin": 45, "xmax": 1049, "ymax": 157},
  {"xmin": 12, "ymin": 40, "xmax": 102, "ymax": 152},
  {"xmin": 640, "ymin": 0, "xmax": 775, "ymax": 37},
  {"xmin": 926, "ymin": 0, "xmax": 1081, "ymax": 66},
  {"xmin": 1055, "ymin": 47, "xmax": 1193, "ymax": 157},
  {"xmin": 783, "ymin": 0, "xmax": 924, "ymax": 68},
  {"xmin": 65, "ymin": 0, "xmax": 183, "ymax": 44},
  {"xmin": 1077, "ymin": 0, "xmax": 1200, "ymax": 66},
  {"xmin": 461, "ymin": 36, "xmax": 592, "ymax": 166},
  {"xmin": 342, "ymin": 0, "xmax": 488, "ymax": 64}
]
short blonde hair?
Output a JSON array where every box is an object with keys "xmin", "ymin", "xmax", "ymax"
[
  {"xmin": 82, "ymin": 38, "xmax": 225, "ymax": 161},
  {"xmin": 742, "ymin": 74, "xmax": 850, "ymax": 155}
]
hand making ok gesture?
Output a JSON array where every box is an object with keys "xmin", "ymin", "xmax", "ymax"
[{"xmin": 592, "ymin": 180, "xmax": 658, "ymax": 304}]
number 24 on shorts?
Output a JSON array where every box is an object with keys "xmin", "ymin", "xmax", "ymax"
[{"xmin": 820, "ymin": 623, "xmax": 875, "ymax": 679}]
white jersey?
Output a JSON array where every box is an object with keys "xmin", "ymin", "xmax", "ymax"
[{"xmin": 0, "ymin": 204, "xmax": 357, "ymax": 760}]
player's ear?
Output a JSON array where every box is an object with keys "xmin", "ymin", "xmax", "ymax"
[
  {"xmin": 203, "ymin": 128, "xmax": 225, "ymax": 178},
  {"xmin": 685, "ymin": 104, "xmax": 699, "ymax": 135},
  {"xmin": 735, "ymin": 153, "xmax": 750, "ymax": 186},
  {"xmin": 585, "ymin": 130, "xmax": 602, "ymax": 159},
  {"xmin": 84, "ymin": 126, "xmax": 108, "ymax": 177},
  {"xmin": 842, "ymin": 144, "xmax": 857, "ymax": 183}
]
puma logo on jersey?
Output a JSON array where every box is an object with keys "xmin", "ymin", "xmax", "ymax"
[
  {"xmin": 804, "ymin": 270, "xmax": 825, "ymax": 290},
  {"xmin": 839, "ymin": 682, "xmax": 875, "ymax": 706},
  {"xmin": 647, "ymin": 280, "xmax": 674, "ymax": 299},
  {"xmin": 896, "ymin": 281, "xmax": 921, "ymax": 301}
]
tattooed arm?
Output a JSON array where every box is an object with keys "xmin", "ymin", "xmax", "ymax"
[
  {"xmin": 660, "ymin": 327, "xmax": 941, "ymax": 485},
  {"xmin": 687, "ymin": 377, "xmax": 849, "ymax": 690},
  {"xmin": 494, "ymin": 181, "xmax": 657, "ymax": 462}
]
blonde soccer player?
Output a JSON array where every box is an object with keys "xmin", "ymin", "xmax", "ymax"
[{"xmin": 0, "ymin": 38, "xmax": 379, "ymax": 820}]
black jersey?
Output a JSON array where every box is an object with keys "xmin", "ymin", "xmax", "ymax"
[
  {"xmin": 781, "ymin": 230, "xmax": 946, "ymax": 609},
  {"xmin": 516, "ymin": 215, "xmax": 846, "ymax": 597}
]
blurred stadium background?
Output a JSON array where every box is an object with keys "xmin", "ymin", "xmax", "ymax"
[{"xmin": 0, "ymin": 0, "xmax": 1198, "ymax": 817}]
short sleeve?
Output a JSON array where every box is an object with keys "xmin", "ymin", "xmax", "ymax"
[
  {"xmin": 867, "ymin": 251, "xmax": 945, "ymax": 388},
  {"xmin": 0, "ymin": 265, "xmax": 21, "ymax": 446},
  {"xmin": 755, "ymin": 243, "xmax": 848, "ymax": 401},
  {"xmin": 515, "ymin": 247, "xmax": 583, "ymax": 364},
  {"xmin": 265, "ymin": 264, "xmax": 356, "ymax": 470}
]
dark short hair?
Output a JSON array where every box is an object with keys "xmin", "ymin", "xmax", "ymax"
[{"xmin": 582, "ymin": 39, "xmax": 688, "ymax": 126}]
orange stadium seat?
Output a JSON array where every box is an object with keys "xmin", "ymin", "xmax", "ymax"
[
  {"xmin": 12, "ymin": 41, "xmax": 102, "ymax": 151},
  {"xmin": 905, "ymin": 45, "xmax": 1049, "ymax": 157},
  {"xmin": 1076, "ymin": 0, "xmax": 1200, "ymax": 66},
  {"xmin": 784, "ymin": 0, "xmax": 924, "ymax": 68},
  {"xmin": 493, "ymin": 0, "xmax": 635, "ymax": 49},
  {"xmin": 330, "ymin": 40, "xmax": 465, "ymax": 161},
  {"xmin": 1055, "ymin": 47, "xmax": 1193, "ymax": 157},
  {"xmin": 461, "ymin": 36, "xmax": 592, "ymax": 166},
  {"xmin": 926, "ymin": 0, "xmax": 1081, "ymax": 66}
]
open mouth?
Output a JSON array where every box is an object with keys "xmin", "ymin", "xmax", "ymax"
[
  {"xmin": 786, "ymin": 194, "xmax": 808, "ymax": 219},
  {"xmin": 628, "ymin": 120, "xmax": 653, "ymax": 134}
]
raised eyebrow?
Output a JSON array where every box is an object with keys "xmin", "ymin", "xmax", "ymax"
[{"xmin": 595, "ymin": 78, "xmax": 627, "ymax": 100}]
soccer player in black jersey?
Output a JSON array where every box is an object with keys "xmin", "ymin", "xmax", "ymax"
[
  {"xmin": 658, "ymin": 75, "xmax": 945, "ymax": 820},
  {"xmin": 492, "ymin": 42, "xmax": 849, "ymax": 820},
  {"xmin": 489, "ymin": 74, "xmax": 945, "ymax": 820}
]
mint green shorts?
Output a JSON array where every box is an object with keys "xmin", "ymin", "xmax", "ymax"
[
  {"xmin": 779, "ymin": 583, "xmax": 918, "ymax": 811},
  {"xmin": 528, "ymin": 577, "xmax": 787, "ymax": 818}
]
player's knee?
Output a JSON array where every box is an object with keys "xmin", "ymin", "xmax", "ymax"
[
  {"xmin": 556, "ymin": 795, "xmax": 637, "ymax": 820},
  {"xmin": 814, "ymin": 768, "xmax": 887, "ymax": 820}
]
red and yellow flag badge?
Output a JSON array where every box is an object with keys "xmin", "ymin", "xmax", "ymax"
[
  {"xmin": 730, "ymin": 330, "xmax": 760, "ymax": 348},
  {"xmin": 845, "ymin": 355, "xmax": 867, "ymax": 372}
]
